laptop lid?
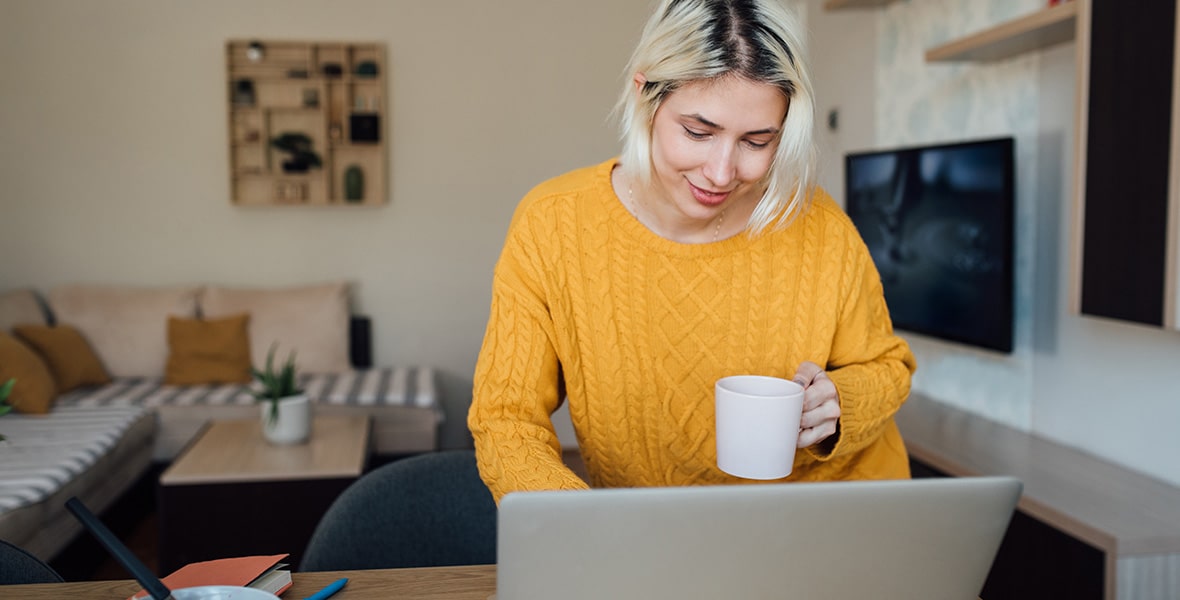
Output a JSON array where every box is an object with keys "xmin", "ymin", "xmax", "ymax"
[{"xmin": 496, "ymin": 476, "xmax": 1021, "ymax": 600}]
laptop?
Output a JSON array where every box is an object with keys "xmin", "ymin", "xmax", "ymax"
[{"xmin": 496, "ymin": 476, "xmax": 1021, "ymax": 600}]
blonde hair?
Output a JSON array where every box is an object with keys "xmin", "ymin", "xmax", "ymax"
[{"xmin": 615, "ymin": 0, "xmax": 817, "ymax": 234}]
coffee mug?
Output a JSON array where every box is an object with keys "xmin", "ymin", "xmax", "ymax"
[{"xmin": 714, "ymin": 375, "xmax": 804, "ymax": 479}]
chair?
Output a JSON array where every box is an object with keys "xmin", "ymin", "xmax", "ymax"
[
  {"xmin": 0, "ymin": 538, "xmax": 65, "ymax": 584},
  {"xmin": 300, "ymin": 450, "xmax": 497, "ymax": 572}
]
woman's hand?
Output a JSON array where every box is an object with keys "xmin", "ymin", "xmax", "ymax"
[{"xmin": 792, "ymin": 361, "xmax": 840, "ymax": 449}]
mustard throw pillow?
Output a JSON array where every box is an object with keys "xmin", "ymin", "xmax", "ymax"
[
  {"xmin": 0, "ymin": 332, "xmax": 58, "ymax": 414},
  {"xmin": 11, "ymin": 324, "xmax": 111, "ymax": 394},
  {"xmin": 165, "ymin": 314, "xmax": 253, "ymax": 385}
]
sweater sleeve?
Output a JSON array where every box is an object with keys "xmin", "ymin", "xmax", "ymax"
[
  {"xmin": 805, "ymin": 231, "xmax": 917, "ymax": 462},
  {"xmin": 468, "ymin": 203, "xmax": 590, "ymax": 503}
]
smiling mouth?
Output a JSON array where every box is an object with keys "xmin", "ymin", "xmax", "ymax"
[{"xmin": 689, "ymin": 182, "xmax": 731, "ymax": 206}]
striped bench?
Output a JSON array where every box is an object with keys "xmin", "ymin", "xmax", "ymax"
[
  {"xmin": 54, "ymin": 366, "xmax": 443, "ymax": 459},
  {"xmin": 0, "ymin": 404, "xmax": 156, "ymax": 561}
]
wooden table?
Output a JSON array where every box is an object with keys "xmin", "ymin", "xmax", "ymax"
[
  {"xmin": 0, "ymin": 565, "xmax": 497, "ymax": 599},
  {"xmin": 158, "ymin": 416, "xmax": 372, "ymax": 573}
]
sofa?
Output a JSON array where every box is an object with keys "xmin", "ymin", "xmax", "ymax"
[{"xmin": 0, "ymin": 282, "xmax": 443, "ymax": 561}]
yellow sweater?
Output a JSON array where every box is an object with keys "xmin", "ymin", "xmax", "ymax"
[{"xmin": 469, "ymin": 159, "xmax": 917, "ymax": 502}]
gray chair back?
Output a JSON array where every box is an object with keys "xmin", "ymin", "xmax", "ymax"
[
  {"xmin": 0, "ymin": 538, "xmax": 65, "ymax": 584},
  {"xmin": 300, "ymin": 450, "xmax": 497, "ymax": 571}
]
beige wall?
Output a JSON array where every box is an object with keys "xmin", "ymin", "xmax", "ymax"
[
  {"xmin": 0, "ymin": 0, "xmax": 651, "ymax": 448},
  {"xmin": 805, "ymin": 0, "xmax": 876, "ymax": 205},
  {"xmin": 6, "ymin": 0, "xmax": 1178, "ymax": 488}
]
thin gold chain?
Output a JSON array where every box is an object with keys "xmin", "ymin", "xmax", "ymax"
[{"xmin": 628, "ymin": 182, "xmax": 726, "ymax": 242}]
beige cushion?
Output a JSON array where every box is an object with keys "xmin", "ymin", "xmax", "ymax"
[
  {"xmin": 201, "ymin": 282, "xmax": 351, "ymax": 374},
  {"xmin": 0, "ymin": 289, "xmax": 47, "ymax": 333},
  {"xmin": 48, "ymin": 284, "xmax": 202, "ymax": 378}
]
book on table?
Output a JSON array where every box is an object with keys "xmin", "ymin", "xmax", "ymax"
[{"xmin": 128, "ymin": 554, "xmax": 292, "ymax": 599}]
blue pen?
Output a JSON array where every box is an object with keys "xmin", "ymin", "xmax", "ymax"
[{"xmin": 303, "ymin": 577, "xmax": 348, "ymax": 600}]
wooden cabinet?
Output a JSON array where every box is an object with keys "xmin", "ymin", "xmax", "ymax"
[
  {"xmin": 226, "ymin": 40, "xmax": 387, "ymax": 206},
  {"xmin": 900, "ymin": 394, "xmax": 1180, "ymax": 600},
  {"xmin": 1073, "ymin": 0, "xmax": 1179, "ymax": 328}
]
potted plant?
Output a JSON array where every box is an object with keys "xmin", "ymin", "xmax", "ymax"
[
  {"xmin": 270, "ymin": 132, "xmax": 323, "ymax": 173},
  {"xmin": 251, "ymin": 345, "xmax": 311, "ymax": 445},
  {"xmin": 0, "ymin": 378, "xmax": 14, "ymax": 442}
]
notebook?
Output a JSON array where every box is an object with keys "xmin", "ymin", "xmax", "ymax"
[{"xmin": 496, "ymin": 476, "xmax": 1021, "ymax": 600}]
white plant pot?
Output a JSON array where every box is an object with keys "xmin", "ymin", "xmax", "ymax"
[{"xmin": 260, "ymin": 394, "xmax": 311, "ymax": 445}]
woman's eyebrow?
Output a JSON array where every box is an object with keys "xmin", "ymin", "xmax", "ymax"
[{"xmin": 682, "ymin": 113, "xmax": 780, "ymax": 136}]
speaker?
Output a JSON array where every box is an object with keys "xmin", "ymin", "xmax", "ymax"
[{"xmin": 349, "ymin": 316, "xmax": 373, "ymax": 369}]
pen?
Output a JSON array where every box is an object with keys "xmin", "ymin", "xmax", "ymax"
[{"xmin": 303, "ymin": 577, "xmax": 348, "ymax": 600}]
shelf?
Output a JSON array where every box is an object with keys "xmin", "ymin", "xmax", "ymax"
[
  {"xmin": 226, "ymin": 39, "xmax": 387, "ymax": 206},
  {"xmin": 822, "ymin": 0, "xmax": 899, "ymax": 9},
  {"xmin": 233, "ymin": 170, "xmax": 319, "ymax": 178},
  {"xmin": 266, "ymin": 106, "xmax": 323, "ymax": 113},
  {"xmin": 329, "ymin": 142, "xmax": 383, "ymax": 150},
  {"xmin": 925, "ymin": 1, "xmax": 1078, "ymax": 62},
  {"xmin": 228, "ymin": 74, "xmax": 383, "ymax": 84}
]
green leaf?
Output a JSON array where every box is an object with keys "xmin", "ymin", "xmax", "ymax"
[
  {"xmin": 0, "ymin": 378, "xmax": 14, "ymax": 403},
  {"xmin": 251, "ymin": 342, "xmax": 303, "ymax": 403}
]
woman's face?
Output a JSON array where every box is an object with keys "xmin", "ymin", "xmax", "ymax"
[{"xmin": 647, "ymin": 75, "xmax": 788, "ymax": 225}]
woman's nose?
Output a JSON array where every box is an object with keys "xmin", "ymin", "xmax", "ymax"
[{"xmin": 702, "ymin": 144, "xmax": 737, "ymax": 188}]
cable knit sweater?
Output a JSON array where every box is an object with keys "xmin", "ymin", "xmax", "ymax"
[{"xmin": 469, "ymin": 158, "xmax": 916, "ymax": 502}]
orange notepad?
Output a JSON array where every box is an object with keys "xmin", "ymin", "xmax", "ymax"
[{"xmin": 129, "ymin": 554, "xmax": 292, "ymax": 599}]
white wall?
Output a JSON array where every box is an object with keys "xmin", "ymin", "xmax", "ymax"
[
  {"xmin": 809, "ymin": 0, "xmax": 1180, "ymax": 487},
  {"xmin": 0, "ymin": 0, "xmax": 652, "ymax": 449},
  {"xmin": 805, "ymin": 0, "xmax": 877, "ymax": 203}
]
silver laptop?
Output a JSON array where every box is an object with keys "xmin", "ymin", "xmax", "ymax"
[{"xmin": 496, "ymin": 476, "xmax": 1021, "ymax": 600}]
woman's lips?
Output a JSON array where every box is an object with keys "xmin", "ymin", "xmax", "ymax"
[{"xmin": 689, "ymin": 182, "xmax": 730, "ymax": 207}]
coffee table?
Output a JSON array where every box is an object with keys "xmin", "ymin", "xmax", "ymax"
[{"xmin": 157, "ymin": 415, "xmax": 371, "ymax": 573}]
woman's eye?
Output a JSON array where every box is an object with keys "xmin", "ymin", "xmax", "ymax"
[
  {"xmin": 745, "ymin": 139, "xmax": 771, "ymax": 149},
  {"xmin": 683, "ymin": 127, "xmax": 709, "ymax": 140}
]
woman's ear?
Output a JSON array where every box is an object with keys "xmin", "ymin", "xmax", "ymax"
[{"xmin": 633, "ymin": 72, "xmax": 647, "ymax": 94}]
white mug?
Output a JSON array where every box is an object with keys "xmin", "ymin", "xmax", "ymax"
[{"xmin": 714, "ymin": 375, "xmax": 804, "ymax": 480}]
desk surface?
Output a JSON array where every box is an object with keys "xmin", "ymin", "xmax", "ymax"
[
  {"xmin": 0, "ymin": 565, "xmax": 497, "ymax": 599},
  {"xmin": 160, "ymin": 416, "xmax": 371, "ymax": 485},
  {"xmin": 898, "ymin": 393, "xmax": 1180, "ymax": 556}
]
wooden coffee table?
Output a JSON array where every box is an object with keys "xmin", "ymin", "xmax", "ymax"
[{"xmin": 157, "ymin": 415, "xmax": 371, "ymax": 573}]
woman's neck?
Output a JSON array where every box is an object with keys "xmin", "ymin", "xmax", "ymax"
[{"xmin": 612, "ymin": 165, "xmax": 749, "ymax": 244}]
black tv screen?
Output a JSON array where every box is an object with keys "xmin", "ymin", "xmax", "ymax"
[{"xmin": 844, "ymin": 137, "xmax": 1014, "ymax": 353}]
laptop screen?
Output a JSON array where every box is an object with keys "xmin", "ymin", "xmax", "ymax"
[{"xmin": 497, "ymin": 476, "xmax": 1020, "ymax": 600}]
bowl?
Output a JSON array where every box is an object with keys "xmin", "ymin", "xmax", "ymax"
[{"xmin": 171, "ymin": 586, "xmax": 280, "ymax": 600}]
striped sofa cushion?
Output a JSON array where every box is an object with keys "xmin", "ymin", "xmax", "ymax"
[
  {"xmin": 0, "ymin": 404, "xmax": 150, "ymax": 513},
  {"xmin": 54, "ymin": 366, "xmax": 440, "ymax": 413}
]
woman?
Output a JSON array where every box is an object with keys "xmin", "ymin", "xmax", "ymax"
[{"xmin": 468, "ymin": 0, "xmax": 916, "ymax": 502}]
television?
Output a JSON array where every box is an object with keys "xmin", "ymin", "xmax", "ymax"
[{"xmin": 844, "ymin": 137, "xmax": 1015, "ymax": 353}]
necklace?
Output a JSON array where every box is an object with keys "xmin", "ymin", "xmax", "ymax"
[{"xmin": 628, "ymin": 182, "xmax": 726, "ymax": 242}]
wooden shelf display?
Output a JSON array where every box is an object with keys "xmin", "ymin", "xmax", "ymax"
[
  {"xmin": 822, "ymin": 0, "xmax": 900, "ymax": 10},
  {"xmin": 226, "ymin": 40, "xmax": 387, "ymax": 206},
  {"xmin": 925, "ymin": 1, "xmax": 1078, "ymax": 63}
]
